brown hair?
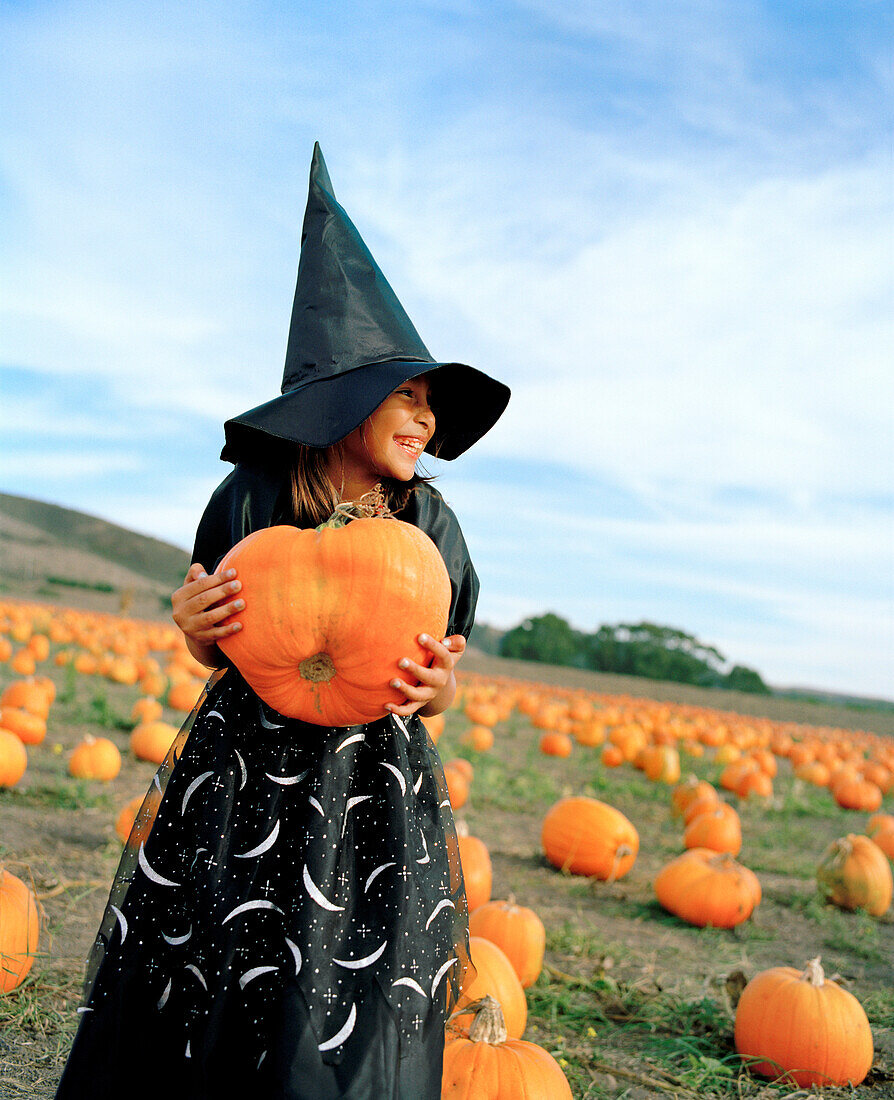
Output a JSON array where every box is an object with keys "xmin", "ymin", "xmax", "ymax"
[{"xmin": 287, "ymin": 442, "xmax": 433, "ymax": 527}]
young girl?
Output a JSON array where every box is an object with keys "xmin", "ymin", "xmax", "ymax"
[{"xmin": 55, "ymin": 145, "xmax": 509, "ymax": 1100}]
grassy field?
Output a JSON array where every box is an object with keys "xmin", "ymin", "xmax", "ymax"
[{"xmin": 1, "ymin": 638, "xmax": 893, "ymax": 1097}]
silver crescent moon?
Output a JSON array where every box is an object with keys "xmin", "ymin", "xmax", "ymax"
[
  {"xmin": 234, "ymin": 749, "xmax": 247, "ymax": 789},
  {"xmin": 222, "ymin": 899, "xmax": 285, "ymax": 924},
  {"xmin": 413, "ymin": 773, "xmax": 423, "ymax": 795},
  {"xmin": 318, "ymin": 1003, "xmax": 357, "ymax": 1052},
  {"xmin": 138, "ymin": 843, "xmax": 180, "ymax": 887},
  {"xmin": 77, "ymin": 1006, "xmax": 94, "ymax": 1014},
  {"xmin": 157, "ymin": 978, "xmax": 172, "ymax": 1010},
  {"xmin": 239, "ymin": 965, "xmax": 279, "ymax": 989},
  {"xmin": 154, "ymin": 773, "xmax": 162, "ymax": 793},
  {"xmin": 379, "ymin": 762, "xmax": 406, "ymax": 795},
  {"xmin": 309, "ymin": 795, "xmax": 325, "ymax": 816},
  {"xmin": 416, "ymin": 830, "xmax": 430, "ymax": 865},
  {"xmin": 431, "ymin": 956, "xmax": 458, "ymax": 998},
  {"xmin": 439, "ymin": 798, "xmax": 450, "ymax": 809},
  {"xmin": 424, "ymin": 899, "xmax": 455, "ymax": 930},
  {"xmin": 336, "ymin": 732, "xmax": 366, "ymax": 753},
  {"xmin": 392, "ymin": 977, "xmax": 428, "ymax": 998},
  {"xmin": 184, "ymin": 963, "xmax": 207, "ymax": 990},
  {"xmin": 162, "ymin": 925, "xmax": 192, "ymax": 946},
  {"xmin": 364, "ymin": 862, "xmax": 395, "ymax": 893},
  {"xmin": 302, "ymin": 865, "xmax": 345, "ymax": 912},
  {"xmin": 207, "ymin": 710, "xmax": 225, "ymax": 722},
  {"xmin": 185, "ymin": 1040, "xmax": 191, "ymax": 1059},
  {"xmin": 333, "ymin": 939, "xmax": 387, "ymax": 970},
  {"xmin": 266, "ymin": 769, "xmax": 309, "ymax": 786},
  {"xmin": 392, "ymin": 714, "xmax": 411, "ymax": 741},
  {"xmin": 182, "ymin": 770, "xmax": 215, "ymax": 814},
  {"xmin": 257, "ymin": 701, "xmax": 284, "ymax": 730},
  {"xmin": 341, "ymin": 795, "xmax": 372, "ymax": 837},
  {"xmin": 110, "ymin": 905, "xmax": 128, "ymax": 943},
  {"xmin": 234, "ymin": 819, "xmax": 280, "ymax": 859},
  {"xmin": 284, "ymin": 936, "xmax": 303, "ymax": 975}
]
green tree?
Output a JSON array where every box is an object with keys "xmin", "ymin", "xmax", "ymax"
[
  {"xmin": 499, "ymin": 613, "xmax": 585, "ymax": 667},
  {"xmin": 724, "ymin": 664, "xmax": 770, "ymax": 694}
]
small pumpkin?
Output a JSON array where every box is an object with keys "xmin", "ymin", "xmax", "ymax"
[
  {"xmin": 443, "ymin": 995, "xmax": 572, "ymax": 1098},
  {"xmin": 457, "ymin": 829, "xmax": 492, "ymax": 912},
  {"xmin": 453, "ymin": 938, "xmax": 527, "ymax": 1039},
  {"xmin": 833, "ymin": 777, "xmax": 883, "ymax": 812},
  {"xmin": 69, "ymin": 735, "xmax": 122, "ymax": 781},
  {"xmin": 538, "ymin": 732, "xmax": 572, "ymax": 758},
  {"xmin": 671, "ymin": 777, "xmax": 716, "ymax": 818},
  {"xmin": 0, "ymin": 707, "xmax": 45, "ymax": 746},
  {"xmin": 541, "ymin": 796, "xmax": 638, "ymax": 880},
  {"xmin": 816, "ymin": 833, "xmax": 892, "ymax": 916},
  {"xmin": 0, "ymin": 868, "xmax": 40, "ymax": 992},
  {"xmin": 734, "ymin": 957, "xmax": 873, "ymax": 1087},
  {"xmin": 0, "ymin": 729, "xmax": 28, "ymax": 788},
  {"xmin": 460, "ymin": 725, "xmax": 495, "ymax": 752},
  {"xmin": 468, "ymin": 897, "xmax": 546, "ymax": 988},
  {"xmin": 683, "ymin": 803, "xmax": 742, "ymax": 856},
  {"xmin": 130, "ymin": 721, "xmax": 179, "ymax": 765},
  {"xmin": 654, "ymin": 848, "xmax": 760, "ymax": 928},
  {"xmin": 217, "ymin": 520, "xmax": 451, "ymax": 725}
]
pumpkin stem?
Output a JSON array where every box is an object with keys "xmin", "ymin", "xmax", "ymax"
[
  {"xmin": 802, "ymin": 957, "xmax": 825, "ymax": 987},
  {"xmin": 318, "ymin": 485, "xmax": 394, "ymax": 530},
  {"xmin": 464, "ymin": 995, "xmax": 509, "ymax": 1044},
  {"xmin": 606, "ymin": 844, "xmax": 633, "ymax": 884}
]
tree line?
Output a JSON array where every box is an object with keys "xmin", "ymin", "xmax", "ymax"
[{"xmin": 488, "ymin": 614, "xmax": 769, "ymax": 693}]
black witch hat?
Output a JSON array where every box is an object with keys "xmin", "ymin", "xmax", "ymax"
[{"xmin": 222, "ymin": 144, "xmax": 510, "ymax": 464}]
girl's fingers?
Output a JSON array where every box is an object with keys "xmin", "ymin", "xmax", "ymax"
[{"xmin": 387, "ymin": 678, "xmax": 433, "ymax": 702}]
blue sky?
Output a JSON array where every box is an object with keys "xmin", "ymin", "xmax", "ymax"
[{"xmin": 2, "ymin": 0, "xmax": 892, "ymax": 697}]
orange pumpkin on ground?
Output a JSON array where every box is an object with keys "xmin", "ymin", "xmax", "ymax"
[
  {"xmin": 10, "ymin": 650, "xmax": 36, "ymax": 676},
  {"xmin": 445, "ymin": 758, "xmax": 474, "ymax": 784},
  {"xmin": 468, "ymin": 898, "xmax": 545, "ymax": 988},
  {"xmin": 131, "ymin": 697, "xmax": 163, "ymax": 724},
  {"xmin": 454, "ymin": 938, "xmax": 526, "ymax": 1039},
  {"xmin": 0, "ymin": 680, "xmax": 51, "ymax": 719},
  {"xmin": 460, "ymin": 725, "xmax": 495, "ymax": 752},
  {"xmin": 0, "ymin": 707, "xmax": 46, "ymax": 745},
  {"xmin": 538, "ymin": 732, "xmax": 572, "ymax": 758},
  {"xmin": 682, "ymin": 789, "xmax": 722, "ymax": 824},
  {"xmin": 641, "ymin": 744, "xmax": 680, "ymax": 784},
  {"xmin": 541, "ymin": 797, "xmax": 638, "ymax": 880},
  {"xmin": 130, "ymin": 721, "xmax": 179, "ymax": 765},
  {"xmin": 833, "ymin": 777, "xmax": 883, "ymax": 812},
  {"xmin": 420, "ymin": 712, "xmax": 445, "ymax": 742},
  {"xmin": 0, "ymin": 729, "xmax": 28, "ymax": 788},
  {"xmin": 654, "ymin": 848, "xmax": 760, "ymax": 928},
  {"xmin": 443, "ymin": 995, "xmax": 572, "ymax": 1098},
  {"xmin": 0, "ymin": 868, "xmax": 40, "ymax": 992},
  {"xmin": 868, "ymin": 825, "xmax": 894, "ymax": 861},
  {"xmin": 457, "ymin": 831, "xmax": 492, "ymax": 912},
  {"xmin": 684, "ymin": 804, "xmax": 742, "ymax": 856},
  {"xmin": 443, "ymin": 764, "xmax": 470, "ymax": 810},
  {"xmin": 600, "ymin": 744, "xmax": 623, "ymax": 768},
  {"xmin": 217, "ymin": 520, "xmax": 451, "ymax": 725},
  {"xmin": 671, "ymin": 777, "xmax": 716, "ymax": 818},
  {"xmin": 69, "ymin": 735, "xmax": 122, "ymax": 781},
  {"xmin": 734, "ymin": 957, "xmax": 873, "ymax": 1087},
  {"xmin": 816, "ymin": 833, "xmax": 892, "ymax": 916},
  {"xmin": 167, "ymin": 678, "xmax": 206, "ymax": 713},
  {"xmin": 115, "ymin": 794, "xmax": 146, "ymax": 843}
]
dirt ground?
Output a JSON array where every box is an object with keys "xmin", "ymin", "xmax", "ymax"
[{"xmin": 1, "ymin": 650, "xmax": 893, "ymax": 1098}]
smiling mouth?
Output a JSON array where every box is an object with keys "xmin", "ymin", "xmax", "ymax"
[{"xmin": 394, "ymin": 437, "xmax": 425, "ymax": 457}]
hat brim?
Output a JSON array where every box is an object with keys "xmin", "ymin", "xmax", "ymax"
[{"xmin": 222, "ymin": 360, "xmax": 510, "ymax": 464}]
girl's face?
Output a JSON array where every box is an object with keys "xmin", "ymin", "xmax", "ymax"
[{"xmin": 335, "ymin": 373, "xmax": 436, "ymax": 492}]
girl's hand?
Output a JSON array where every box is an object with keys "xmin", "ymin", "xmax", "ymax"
[
  {"xmin": 386, "ymin": 633, "xmax": 467, "ymax": 718},
  {"xmin": 171, "ymin": 563, "xmax": 245, "ymax": 667}
]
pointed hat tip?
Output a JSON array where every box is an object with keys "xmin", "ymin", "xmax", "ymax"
[{"xmin": 309, "ymin": 142, "xmax": 333, "ymax": 196}]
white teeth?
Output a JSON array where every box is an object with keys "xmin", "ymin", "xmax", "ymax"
[{"xmin": 395, "ymin": 438, "xmax": 423, "ymax": 453}]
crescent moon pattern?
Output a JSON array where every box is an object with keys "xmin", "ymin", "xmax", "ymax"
[
  {"xmin": 184, "ymin": 963, "xmax": 207, "ymax": 991},
  {"xmin": 266, "ymin": 769, "xmax": 309, "ymax": 786},
  {"xmin": 379, "ymin": 762, "xmax": 406, "ymax": 795},
  {"xmin": 157, "ymin": 978, "xmax": 172, "ymax": 1010},
  {"xmin": 341, "ymin": 795, "xmax": 372, "ymax": 837},
  {"xmin": 335, "ymin": 732, "xmax": 366, "ymax": 753},
  {"xmin": 364, "ymin": 862, "xmax": 395, "ymax": 893},
  {"xmin": 190, "ymin": 847, "xmax": 208, "ymax": 870},
  {"xmin": 110, "ymin": 905, "xmax": 128, "ymax": 943},
  {"xmin": 413, "ymin": 773, "xmax": 423, "ymax": 795},
  {"xmin": 185, "ymin": 1040, "xmax": 191, "ymax": 1059},
  {"xmin": 234, "ymin": 819, "xmax": 280, "ymax": 859},
  {"xmin": 182, "ymin": 770, "xmax": 214, "ymax": 815},
  {"xmin": 308, "ymin": 795, "xmax": 325, "ymax": 816},
  {"xmin": 207, "ymin": 710, "xmax": 225, "ymax": 722},
  {"xmin": 303, "ymin": 865, "xmax": 345, "ymax": 912},
  {"xmin": 439, "ymin": 798, "xmax": 450, "ymax": 809},
  {"xmin": 76, "ymin": 1006, "xmax": 94, "ymax": 1014},
  {"xmin": 416, "ymin": 830, "xmax": 430, "ymax": 865},
  {"xmin": 162, "ymin": 925, "xmax": 192, "ymax": 946},
  {"xmin": 392, "ymin": 977, "xmax": 427, "ymax": 998},
  {"xmin": 153, "ymin": 773, "xmax": 162, "ymax": 793},
  {"xmin": 284, "ymin": 937, "xmax": 302, "ymax": 976},
  {"xmin": 392, "ymin": 714, "xmax": 410, "ymax": 741},
  {"xmin": 222, "ymin": 899, "xmax": 285, "ymax": 925},
  {"xmin": 239, "ymin": 965, "xmax": 279, "ymax": 989},
  {"xmin": 234, "ymin": 749, "xmax": 247, "ymax": 790},
  {"xmin": 424, "ymin": 899, "xmax": 455, "ymax": 930},
  {"xmin": 431, "ymin": 956, "xmax": 458, "ymax": 998},
  {"xmin": 257, "ymin": 702, "xmax": 284, "ymax": 730},
  {"xmin": 138, "ymin": 843, "xmax": 180, "ymax": 887},
  {"xmin": 317, "ymin": 1003, "xmax": 357, "ymax": 1052},
  {"xmin": 333, "ymin": 939, "xmax": 387, "ymax": 970}
]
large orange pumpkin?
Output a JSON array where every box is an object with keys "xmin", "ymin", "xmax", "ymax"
[
  {"xmin": 734, "ymin": 957, "xmax": 873, "ymax": 1087},
  {"xmin": 816, "ymin": 833, "xmax": 892, "ymax": 916},
  {"xmin": 218, "ymin": 521, "xmax": 451, "ymax": 725},
  {"xmin": 458, "ymin": 832, "xmax": 493, "ymax": 912},
  {"xmin": 69, "ymin": 735, "xmax": 122, "ymax": 781},
  {"xmin": 541, "ymin": 796, "xmax": 638, "ymax": 880},
  {"xmin": 0, "ymin": 729, "xmax": 27, "ymax": 788},
  {"xmin": 443, "ymin": 996, "xmax": 572, "ymax": 1098},
  {"xmin": 654, "ymin": 848, "xmax": 760, "ymax": 928},
  {"xmin": 0, "ymin": 868, "xmax": 40, "ymax": 992}
]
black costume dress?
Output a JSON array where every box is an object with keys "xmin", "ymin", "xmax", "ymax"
[{"xmin": 55, "ymin": 466, "xmax": 476, "ymax": 1100}]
